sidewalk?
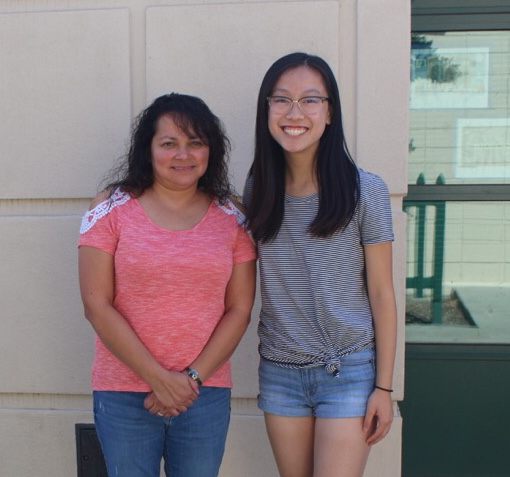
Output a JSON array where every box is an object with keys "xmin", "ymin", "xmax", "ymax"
[{"xmin": 405, "ymin": 285, "xmax": 510, "ymax": 343}]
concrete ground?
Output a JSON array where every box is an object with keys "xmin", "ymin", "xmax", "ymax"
[{"xmin": 405, "ymin": 285, "xmax": 510, "ymax": 344}]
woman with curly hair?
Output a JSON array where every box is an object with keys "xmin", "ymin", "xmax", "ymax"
[{"xmin": 79, "ymin": 93, "xmax": 256, "ymax": 477}]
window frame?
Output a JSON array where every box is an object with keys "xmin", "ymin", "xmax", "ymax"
[{"xmin": 408, "ymin": 0, "xmax": 510, "ymax": 201}]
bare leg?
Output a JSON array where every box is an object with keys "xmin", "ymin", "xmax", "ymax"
[
  {"xmin": 264, "ymin": 413, "xmax": 315, "ymax": 477},
  {"xmin": 314, "ymin": 417, "xmax": 371, "ymax": 477}
]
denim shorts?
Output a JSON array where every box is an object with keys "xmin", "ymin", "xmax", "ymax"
[
  {"xmin": 258, "ymin": 348, "xmax": 376, "ymax": 418},
  {"xmin": 94, "ymin": 387, "xmax": 231, "ymax": 477}
]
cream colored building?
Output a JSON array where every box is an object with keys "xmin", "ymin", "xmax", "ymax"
[{"xmin": 0, "ymin": 1, "xmax": 409, "ymax": 475}]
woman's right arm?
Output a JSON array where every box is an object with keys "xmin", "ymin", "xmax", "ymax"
[{"xmin": 78, "ymin": 245, "xmax": 198, "ymax": 414}]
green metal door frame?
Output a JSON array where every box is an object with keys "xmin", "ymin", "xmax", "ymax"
[{"xmin": 404, "ymin": 2, "xmax": 510, "ymax": 476}]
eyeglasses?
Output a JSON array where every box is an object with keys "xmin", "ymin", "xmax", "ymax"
[{"xmin": 267, "ymin": 96, "xmax": 329, "ymax": 115}]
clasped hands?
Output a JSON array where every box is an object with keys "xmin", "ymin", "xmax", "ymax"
[{"xmin": 144, "ymin": 370, "xmax": 200, "ymax": 418}]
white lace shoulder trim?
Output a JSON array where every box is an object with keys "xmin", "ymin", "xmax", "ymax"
[
  {"xmin": 215, "ymin": 197, "xmax": 247, "ymax": 227},
  {"xmin": 80, "ymin": 188, "xmax": 131, "ymax": 234}
]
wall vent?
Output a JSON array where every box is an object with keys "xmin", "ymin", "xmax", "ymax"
[{"xmin": 75, "ymin": 424, "xmax": 107, "ymax": 477}]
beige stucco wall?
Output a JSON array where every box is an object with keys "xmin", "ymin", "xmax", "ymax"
[{"xmin": 0, "ymin": 1, "xmax": 409, "ymax": 476}]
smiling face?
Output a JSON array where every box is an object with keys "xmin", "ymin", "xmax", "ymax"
[
  {"xmin": 268, "ymin": 65, "xmax": 331, "ymax": 162},
  {"xmin": 150, "ymin": 114, "xmax": 210, "ymax": 192}
]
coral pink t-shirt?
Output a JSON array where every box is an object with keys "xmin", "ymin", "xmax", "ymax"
[{"xmin": 79, "ymin": 189, "xmax": 256, "ymax": 390}]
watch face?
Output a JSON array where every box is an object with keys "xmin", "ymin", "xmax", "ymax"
[{"xmin": 186, "ymin": 368, "xmax": 202, "ymax": 385}]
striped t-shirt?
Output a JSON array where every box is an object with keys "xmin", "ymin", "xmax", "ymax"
[{"xmin": 243, "ymin": 169, "xmax": 393, "ymax": 376}]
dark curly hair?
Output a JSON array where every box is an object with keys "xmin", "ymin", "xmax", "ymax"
[{"xmin": 104, "ymin": 93, "xmax": 232, "ymax": 201}]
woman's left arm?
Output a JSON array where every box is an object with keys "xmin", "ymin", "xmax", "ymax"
[
  {"xmin": 362, "ymin": 241, "xmax": 397, "ymax": 445},
  {"xmin": 146, "ymin": 259, "xmax": 256, "ymax": 412},
  {"xmin": 186, "ymin": 259, "xmax": 257, "ymax": 382}
]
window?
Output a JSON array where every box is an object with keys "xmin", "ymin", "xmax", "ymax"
[{"xmin": 406, "ymin": 1, "xmax": 510, "ymax": 344}]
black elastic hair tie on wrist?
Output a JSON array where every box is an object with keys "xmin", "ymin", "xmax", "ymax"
[{"xmin": 375, "ymin": 385, "xmax": 393, "ymax": 393}]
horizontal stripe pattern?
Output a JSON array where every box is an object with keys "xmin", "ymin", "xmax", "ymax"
[{"xmin": 244, "ymin": 169, "xmax": 393, "ymax": 374}]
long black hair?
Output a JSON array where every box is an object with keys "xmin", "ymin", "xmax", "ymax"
[
  {"xmin": 246, "ymin": 52, "xmax": 360, "ymax": 242},
  {"xmin": 104, "ymin": 93, "xmax": 232, "ymax": 201}
]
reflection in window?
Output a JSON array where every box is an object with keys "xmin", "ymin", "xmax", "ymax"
[
  {"xmin": 407, "ymin": 29, "xmax": 510, "ymax": 343},
  {"xmin": 409, "ymin": 31, "xmax": 510, "ymax": 185},
  {"xmin": 405, "ymin": 201, "xmax": 510, "ymax": 343}
]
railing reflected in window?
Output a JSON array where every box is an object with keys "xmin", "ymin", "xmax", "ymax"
[
  {"xmin": 406, "ymin": 29, "xmax": 510, "ymax": 343},
  {"xmin": 405, "ymin": 199, "xmax": 510, "ymax": 344}
]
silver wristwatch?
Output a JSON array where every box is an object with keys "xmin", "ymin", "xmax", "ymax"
[{"xmin": 185, "ymin": 367, "xmax": 203, "ymax": 386}]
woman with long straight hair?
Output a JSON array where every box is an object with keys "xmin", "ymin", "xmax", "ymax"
[{"xmin": 244, "ymin": 52, "xmax": 397, "ymax": 477}]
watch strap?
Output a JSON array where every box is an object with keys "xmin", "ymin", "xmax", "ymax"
[{"xmin": 185, "ymin": 367, "xmax": 203, "ymax": 386}]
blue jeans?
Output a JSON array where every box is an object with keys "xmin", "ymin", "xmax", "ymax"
[
  {"xmin": 258, "ymin": 348, "xmax": 376, "ymax": 418},
  {"xmin": 94, "ymin": 388, "xmax": 231, "ymax": 477}
]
